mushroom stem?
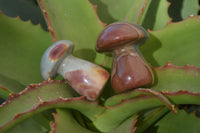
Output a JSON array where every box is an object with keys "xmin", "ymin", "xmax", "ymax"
[
  {"xmin": 57, "ymin": 55, "xmax": 109, "ymax": 101},
  {"xmin": 111, "ymin": 45, "xmax": 154, "ymax": 93}
]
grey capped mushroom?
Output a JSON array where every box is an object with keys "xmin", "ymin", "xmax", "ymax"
[{"xmin": 41, "ymin": 40, "xmax": 110, "ymax": 101}]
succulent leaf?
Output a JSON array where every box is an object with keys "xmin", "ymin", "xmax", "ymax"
[
  {"xmin": 109, "ymin": 114, "xmax": 138, "ymax": 133},
  {"xmin": 168, "ymin": 0, "xmax": 199, "ymax": 22},
  {"xmin": 90, "ymin": 0, "xmax": 170, "ymax": 30},
  {"xmin": 137, "ymin": 91, "xmax": 200, "ymax": 133},
  {"xmin": 105, "ymin": 88, "xmax": 176, "ymax": 114},
  {"xmin": 154, "ymin": 109, "xmax": 200, "ymax": 133},
  {"xmin": 6, "ymin": 118, "xmax": 48, "ymax": 133},
  {"xmin": 152, "ymin": 62, "xmax": 200, "ymax": 92},
  {"xmin": 96, "ymin": 62, "xmax": 200, "ymax": 132},
  {"xmin": 0, "ymin": 87, "xmax": 10, "ymax": 100},
  {"xmin": 94, "ymin": 96, "xmax": 167, "ymax": 132},
  {"xmin": 0, "ymin": 0, "xmax": 47, "ymax": 29},
  {"xmin": 105, "ymin": 62, "xmax": 200, "ymax": 106},
  {"xmin": 38, "ymin": 0, "xmax": 105, "ymax": 64},
  {"xmin": 50, "ymin": 109, "xmax": 95, "ymax": 133},
  {"xmin": 1, "ymin": 65, "xmax": 200, "ymax": 132},
  {"xmin": 135, "ymin": 107, "xmax": 169, "ymax": 133},
  {"xmin": 94, "ymin": 90, "xmax": 200, "ymax": 132},
  {"xmin": 0, "ymin": 0, "xmax": 200, "ymax": 133},
  {"xmin": 180, "ymin": 0, "xmax": 199, "ymax": 19},
  {"xmin": 0, "ymin": 13, "xmax": 52, "ymax": 92},
  {"xmin": 90, "ymin": 0, "xmax": 148, "ymax": 24},
  {"xmin": 138, "ymin": 0, "xmax": 170, "ymax": 30},
  {"xmin": 101, "ymin": 16, "xmax": 200, "ymax": 69},
  {"xmin": 140, "ymin": 16, "xmax": 200, "ymax": 67},
  {"xmin": 0, "ymin": 80, "xmax": 105, "ymax": 132}
]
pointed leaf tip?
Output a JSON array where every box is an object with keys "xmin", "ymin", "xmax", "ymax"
[{"xmin": 88, "ymin": 0, "xmax": 107, "ymax": 27}]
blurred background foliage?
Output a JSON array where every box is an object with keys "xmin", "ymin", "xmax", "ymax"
[
  {"xmin": 0, "ymin": 0, "xmax": 200, "ymax": 132},
  {"xmin": 0, "ymin": 0, "xmax": 199, "ymax": 31}
]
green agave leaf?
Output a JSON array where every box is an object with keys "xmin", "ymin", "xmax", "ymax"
[
  {"xmin": 94, "ymin": 90, "xmax": 200, "ymax": 132},
  {"xmin": 38, "ymin": 0, "xmax": 105, "ymax": 64},
  {"xmin": 135, "ymin": 107, "xmax": 169, "ymax": 133},
  {"xmin": 98, "ymin": 63, "xmax": 200, "ymax": 132},
  {"xmin": 92, "ymin": 6, "xmax": 200, "ymax": 69},
  {"xmin": 0, "ymin": 87, "xmax": 9, "ymax": 100},
  {"xmin": 0, "ymin": 74, "xmax": 25, "ymax": 93},
  {"xmin": 140, "ymin": 16, "xmax": 200, "ymax": 67},
  {"xmin": 163, "ymin": 91, "xmax": 200, "ymax": 105},
  {"xmin": 96, "ymin": 91, "xmax": 200, "ymax": 132},
  {"xmin": 109, "ymin": 115, "xmax": 137, "ymax": 133},
  {"xmin": 0, "ymin": 14, "xmax": 52, "ymax": 92},
  {"xmin": 31, "ymin": 113, "xmax": 52, "ymax": 131},
  {"xmin": 50, "ymin": 109, "xmax": 95, "ymax": 133},
  {"xmin": 0, "ymin": 0, "xmax": 47, "ymax": 29},
  {"xmin": 0, "ymin": 87, "xmax": 50, "ymax": 132},
  {"xmin": 139, "ymin": 0, "xmax": 170, "ymax": 30},
  {"xmin": 105, "ymin": 63, "xmax": 200, "ymax": 106},
  {"xmin": 168, "ymin": 0, "xmax": 199, "ymax": 22},
  {"xmin": 1, "ymin": 68, "xmax": 200, "ymax": 132},
  {"xmin": 0, "ymin": 80, "xmax": 104, "ymax": 132},
  {"xmin": 181, "ymin": 0, "xmax": 199, "ymax": 20},
  {"xmin": 104, "ymin": 88, "xmax": 174, "ymax": 111},
  {"xmin": 90, "ymin": 0, "xmax": 170, "ymax": 30},
  {"xmin": 94, "ymin": 96, "xmax": 166, "ymax": 132},
  {"xmin": 154, "ymin": 109, "xmax": 200, "ymax": 133},
  {"xmin": 152, "ymin": 62, "xmax": 200, "ymax": 92},
  {"xmin": 89, "ymin": 0, "xmax": 147, "ymax": 24},
  {"xmin": 6, "ymin": 118, "xmax": 47, "ymax": 133}
]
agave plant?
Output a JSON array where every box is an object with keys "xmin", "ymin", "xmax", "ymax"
[{"xmin": 0, "ymin": 0, "xmax": 200, "ymax": 133}]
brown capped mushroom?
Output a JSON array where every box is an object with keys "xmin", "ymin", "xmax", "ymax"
[
  {"xmin": 96, "ymin": 22, "xmax": 154, "ymax": 93},
  {"xmin": 41, "ymin": 40, "xmax": 109, "ymax": 100}
]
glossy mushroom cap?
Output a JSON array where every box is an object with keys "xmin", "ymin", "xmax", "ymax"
[
  {"xmin": 96, "ymin": 22, "xmax": 149, "ymax": 52},
  {"xmin": 41, "ymin": 40, "xmax": 74, "ymax": 79}
]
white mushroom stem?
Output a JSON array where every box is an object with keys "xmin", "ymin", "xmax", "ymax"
[{"xmin": 57, "ymin": 55, "xmax": 109, "ymax": 101}]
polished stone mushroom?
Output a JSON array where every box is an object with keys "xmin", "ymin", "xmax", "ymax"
[
  {"xmin": 41, "ymin": 40, "xmax": 109, "ymax": 100},
  {"xmin": 96, "ymin": 22, "xmax": 154, "ymax": 93}
]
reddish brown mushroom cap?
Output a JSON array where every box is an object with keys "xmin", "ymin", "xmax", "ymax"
[{"xmin": 96, "ymin": 22, "xmax": 148, "ymax": 52}]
